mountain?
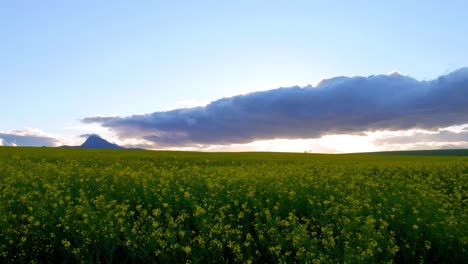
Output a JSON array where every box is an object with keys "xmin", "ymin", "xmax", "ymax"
[
  {"xmin": 60, "ymin": 135, "xmax": 125, "ymax": 149},
  {"xmin": 80, "ymin": 135, "xmax": 124, "ymax": 149}
]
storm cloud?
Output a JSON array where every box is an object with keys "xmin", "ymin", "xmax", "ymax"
[
  {"xmin": 0, "ymin": 129, "xmax": 62, "ymax": 147},
  {"xmin": 83, "ymin": 68, "xmax": 468, "ymax": 147}
]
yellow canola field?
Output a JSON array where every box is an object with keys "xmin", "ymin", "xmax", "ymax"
[{"xmin": 0, "ymin": 147, "xmax": 466, "ymax": 263}]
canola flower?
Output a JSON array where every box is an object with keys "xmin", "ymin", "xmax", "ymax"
[{"xmin": 0, "ymin": 147, "xmax": 466, "ymax": 263}]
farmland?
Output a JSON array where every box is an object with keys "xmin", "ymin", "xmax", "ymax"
[{"xmin": 0, "ymin": 147, "xmax": 466, "ymax": 263}]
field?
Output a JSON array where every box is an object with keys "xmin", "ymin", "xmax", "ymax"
[{"xmin": 0, "ymin": 147, "xmax": 466, "ymax": 263}]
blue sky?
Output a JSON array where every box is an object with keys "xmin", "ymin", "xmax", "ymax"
[{"xmin": 2, "ymin": 1, "xmax": 468, "ymax": 152}]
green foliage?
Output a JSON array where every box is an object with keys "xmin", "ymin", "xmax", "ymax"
[{"xmin": 0, "ymin": 147, "xmax": 466, "ymax": 263}]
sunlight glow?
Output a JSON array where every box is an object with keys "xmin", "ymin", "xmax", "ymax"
[{"xmin": 156, "ymin": 123, "xmax": 468, "ymax": 153}]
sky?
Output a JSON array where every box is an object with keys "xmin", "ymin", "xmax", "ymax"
[{"xmin": 1, "ymin": 0, "xmax": 468, "ymax": 152}]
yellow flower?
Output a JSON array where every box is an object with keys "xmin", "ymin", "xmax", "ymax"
[
  {"xmin": 425, "ymin": 240, "xmax": 431, "ymax": 250},
  {"xmin": 183, "ymin": 245, "xmax": 191, "ymax": 254},
  {"xmin": 61, "ymin": 239, "xmax": 71, "ymax": 249},
  {"xmin": 238, "ymin": 212, "xmax": 244, "ymax": 219}
]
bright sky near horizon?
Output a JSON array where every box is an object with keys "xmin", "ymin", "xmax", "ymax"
[{"xmin": 2, "ymin": 1, "xmax": 468, "ymax": 152}]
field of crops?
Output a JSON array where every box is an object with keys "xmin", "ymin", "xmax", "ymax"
[{"xmin": 0, "ymin": 147, "xmax": 466, "ymax": 263}]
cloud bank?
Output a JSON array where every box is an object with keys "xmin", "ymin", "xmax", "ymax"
[
  {"xmin": 0, "ymin": 129, "xmax": 63, "ymax": 147},
  {"xmin": 83, "ymin": 68, "xmax": 468, "ymax": 148}
]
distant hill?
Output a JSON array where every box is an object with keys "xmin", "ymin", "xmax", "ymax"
[
  {"xmin": 60, "ymin": 135, "xmax": 125, "ymax": 149},
  {"xmin": 362, "ymin": 149, "xmax": 468, "ymax": 156},
  {"xmin": 80, "ymin": 135, "xmax": 124, "ymax": 149}
]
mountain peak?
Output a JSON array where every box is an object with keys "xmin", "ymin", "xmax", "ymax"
[{"xmin": 80, "ymin": 135, "xmax": 124, "ymax": 149}]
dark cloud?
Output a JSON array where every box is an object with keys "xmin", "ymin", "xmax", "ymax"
[
  {"xmin": 82, "ymin": 116, "xmax": 119, "ymax": 124},
  {"xmin": 0, "ymin": 130, "xmax": 62, "ymax": 147},
  {"xmin": 83, "ymin": 68, "xmax": 468, "ymax": 147}
]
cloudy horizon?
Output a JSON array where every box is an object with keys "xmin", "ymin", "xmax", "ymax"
[{"xmin": 2, "ymin": 68, "xmax": 468, "ymax": 153}]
